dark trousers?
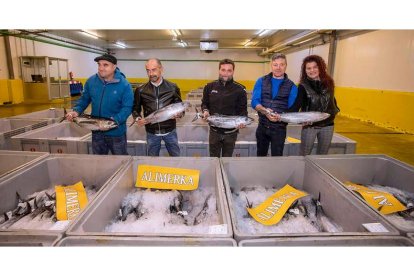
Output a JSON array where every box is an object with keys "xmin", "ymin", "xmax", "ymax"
[
  {"xmin": 209, "ymin": 129, "xmax": 238, "ymax": 157},
  {"xmin": 256, "ymin": 124, "xmax": 286, "ymax": 156},
  {"xmin": 92, "ymin": 132, "xmax": 128, "ymax": 155}
]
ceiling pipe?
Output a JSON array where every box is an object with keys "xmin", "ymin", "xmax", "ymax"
[
  {"xmin": 259, "ymin": 30, "xmax": 330, "ymax": 56},
  {"xmin": 13, "ymin": 29, "xmax": 107, "ymax": 52}
]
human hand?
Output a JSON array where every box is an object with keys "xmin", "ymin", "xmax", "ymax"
[
  {"xmin": 202, "ymin": 110, "xmax": 210, "ymax": 121},
  {"xmin": 136, "ymin": 117, "xmax": 147, "ymax": 126},
  {"xmin": 264, "ymin": 109, "xmax": 280, "ymax": 122},
  {"xmin": 236, "ymin": 123, "xmax": 246, "ymax": 129},
  {"xmin": 301, "ymin": 121, "xmax": 313, "ymax": 126},
  {"xmin": 65, "ymin": 111, "xmax": 79, "ymax": 122}
]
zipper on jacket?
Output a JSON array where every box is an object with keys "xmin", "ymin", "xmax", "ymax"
[
  {"xmin": 98, "ymin": 82, "xmax": 107, "ymax": 117},
  {"xmin": 155, "ymin": 85, "xmax": 161, "ymax": 133}
]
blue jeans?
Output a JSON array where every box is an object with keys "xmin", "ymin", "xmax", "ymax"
[
  {"xmin": 146, "ymin": 128, "xmax": 180, "ymax": 156},
  {"xmin": 256, "ymin": 124, "xmax": 286, "ymax": 156},
  {"xmin": 92, "ymin": 132, "xmax": 128, "ymax": 155}
]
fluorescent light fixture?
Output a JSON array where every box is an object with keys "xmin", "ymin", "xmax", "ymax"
[
  {"xmin": 257, "ymin": 29, "xmax": 271, "ymax": 37},
  {"xmin": 179, "ymin": 40, "xmax": 188, "ymax": 47},
  {"xmin": 114, "ymin": 41, "xmax": 126, "ymax": 49},
  {"xmin": 80, "ymin": 30, "xmax": 99, "ymax": 39},
  {"xmin": 244, "ymin": 39, "xmax": 252, "ymax": 47},
  {"xmin": 170, "ymin": 29, "xmax": 182, "ymax": 37}
]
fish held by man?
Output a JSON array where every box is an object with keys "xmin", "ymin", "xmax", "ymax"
[
  {"xmin": 130, "ymin": 102, "xmax": 189, "ymax": 127},
  {"xmin": 193, "ymin": 107, "xmax": 254, "ymax": 129},
  {"xmin": 274, "ymin": 111, "xmax": 330, "ymax": 124},
  {"xmin": 62, "ymin": 108, "xmax": 118, "ymax": 131}
]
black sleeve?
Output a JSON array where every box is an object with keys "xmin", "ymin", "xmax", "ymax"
[
  {"xmin": 174, "ymin": 84, "xmax": 182, "ymax": 103},
  {"xmin": 132, "ymin": 87, "xmax": 142, "ymax": 118},
  {"xmin": 201, "ymin": 83, "xmax": 210, "ymax": 112},
  {"xmin": 237, "ymin": 87, "xmax": 248, "ymax": 116},
  {"xmin": 287, "ymin": 84, "xmax": 307, "ymax": 112}
]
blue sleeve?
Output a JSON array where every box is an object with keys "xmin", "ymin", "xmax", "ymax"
[
  {"xmin": 113, "ymin": 83, "xmax": 133, "ymax": 125},
  {"xmin": 287, "ymin": 83, "xmax": 298, "ymax": 108},
  {"xmin": 251, "ymin": 78, "xmax": 263, "ymax": 109},
  {"xmin": 73, "ymin": 80, "xmax": 92, "ymax": 114}
]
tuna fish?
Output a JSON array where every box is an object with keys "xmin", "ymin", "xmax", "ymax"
[
  {"xmin": 193, "ymin": 194, "xmax": 213, "ymax": 225},
  {"xmin": 118, "ymin": 193, "xmax": 144, "ymax": 221},
  {"xmin": 193, "ymin": 108, "xmax": 254, "ymax": 129},
  {"xmin": 62, "ymin": 108, "xmax": 118, "ymax": 131},
  {"xmin": 130, "ymin": 102, "xmax": 189, "ymax": 126},
  {"xmin": 273, "ymin": 111, "xmax": 330, "ymax": 124}
]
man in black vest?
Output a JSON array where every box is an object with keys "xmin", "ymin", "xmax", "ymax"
[
  {"xmin": 201, "ymin": 59, "xmax": 248, "ymax": 157},
  {"xmin": 251, "ymin": 53, "xmax": 299, "ymax": 156}
]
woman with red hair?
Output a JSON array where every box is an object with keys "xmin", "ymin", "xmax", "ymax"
[{"xmin": 298, "ymin": 55, "xmax": 340, "ymax": 155}]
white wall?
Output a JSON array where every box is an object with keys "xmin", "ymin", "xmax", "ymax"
[
  {"xmin": 0, "ymin": 37, "xmax": 9, "ymax": 79},
  {"xmin": 115, "ymin": 48, "xmax": 268, "ymax": 81},
  {"xmin": 285, "ymin": 44, "xmax": 330, "ymax": 83},
  {"xmin": 334, "ymin": 30, "xmax": 414, "ymax": 92},
  {"xmin": 7, "ymin": 36, "xmax": 100, "ymax": 80}
]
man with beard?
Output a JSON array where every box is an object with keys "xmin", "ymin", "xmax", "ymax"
[
  {"xmin": 65, "ymin": 53, "xmax": 133, "ymax": 155},
  {"xmin": 201, "ymin": 59, "xmax": 248, "ymax": 157},
  {"xmin": 132, "ymin": 58, "xmax": 183, "ymax": 156}
]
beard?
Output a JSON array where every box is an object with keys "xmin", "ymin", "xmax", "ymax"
[{"xmin": 219, "ymin": 75, "xmax": 233, "ymax": 83}]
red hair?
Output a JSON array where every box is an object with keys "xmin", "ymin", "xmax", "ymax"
[{"xmin": 300, "ymin": 55, "xmax": 334, "ymax": 91}]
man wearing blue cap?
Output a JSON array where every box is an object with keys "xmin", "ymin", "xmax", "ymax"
[{"xmin": 65, "ymin": 53, "xmax": 133, "ymax": 155}]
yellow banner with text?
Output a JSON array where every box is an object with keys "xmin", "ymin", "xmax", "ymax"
[
  {"xmin": 247, "ymin": 184, "xmax": 308, "ymax": 226},
  {"xmin": 136, "ymin": 165, "xmax": 199, "ymax": 190}
]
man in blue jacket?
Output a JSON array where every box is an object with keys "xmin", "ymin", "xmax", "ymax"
[{"xmin": 65, "ymin": 54, "xmax": 133, "ymax": 155}]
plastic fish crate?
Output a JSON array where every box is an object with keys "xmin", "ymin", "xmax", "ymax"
[
  {"xmin": 0, "ymin": 150, "xmax": 48, "ymax": 180},
  {"xmin": 0, "ymin": 118, "xmax": 49, "ymax": 149},
  {"xmin": 66, "ymin": 157, "xmax": 233, "ymax": 238},
  {"xmin": 0, "ymin": 233, "xmax": 62, "ymax": 246},
  {"xmin": 0, "ymin": 154, "xmax": 131, "ymax": 235},
  {"xmin": 238, "ymin": 236, "xmax": 414, "ymax": 246},
  {"xmin": 11, "ymin": 121, "xmax": 90, "ymax": 154},
  {"xmin": 307, "ymin": 154, "xmax": 414, "ymax": 234},
  {"xmin": 220, "ymin": 156, "xmax": 399, "ymax": 242},
  {"xmin": 286, "ymin": 125, "xmax": 356, "ymax": 155},
  {"xmin": 55, "ymin": 236, "xmax": 236, "ymax": 246},
  {"xmin": 7, "ymin": 108, "xmax": 67, "ymax": 124}
]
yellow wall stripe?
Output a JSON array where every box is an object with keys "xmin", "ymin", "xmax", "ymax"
[{"xmin": 335, "ymin": 87, "xmax": 414, "ymax": 134}]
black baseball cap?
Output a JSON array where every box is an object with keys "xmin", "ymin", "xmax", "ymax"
[{"xmin": 94, "ymin": 54, "xmax": 117, "ymax": 65}]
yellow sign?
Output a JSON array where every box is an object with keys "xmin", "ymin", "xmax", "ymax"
[
  {"xmin": 286, "ymin": 136, "xmax": 301, "ymax": 143},
  {"xmin": 345, "ymin": 181, "xmax": 407, "ymax": 215},
  {"xmin": 247, "ymin": 184, "xmax": 308, "ymax": 226},
  {"xmin": 136, "ymin": 165, "xmax": 199, "ymax": 190},
  {"xmin": 56, "ymin": 181, "xmax": 88, "ymax": 221}
]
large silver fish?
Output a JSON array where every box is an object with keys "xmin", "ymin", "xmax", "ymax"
[
  {"xmin": 130, "ymin": 102, "xmax": 189, "ymax": 126},
  {"xmin": 275, "ymin": 111, "xmax": 330, "ymax": 124},
  {"xmin": 193, "ymin": 108, "xmax": 254, "ymax": 129},
  {"xmin": 62, "ymin": 108, "xmax": 118, "ymax": 131}
]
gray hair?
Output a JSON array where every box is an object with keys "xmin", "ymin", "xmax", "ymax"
[{"xmin": 271, "ymin": 53, "xmax": 286, "ymax": 61}]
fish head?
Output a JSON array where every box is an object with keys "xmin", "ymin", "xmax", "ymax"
[{"xmin": 244, "ymin": 116, "xmax": 254, "ymax": 125}]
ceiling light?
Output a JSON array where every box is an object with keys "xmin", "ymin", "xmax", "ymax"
[
  {"xmin": 244, "ymin": 39, "xmax": 253, "ymax": 47},
  {"xmin": 114, "ymin": 42, "xmax": 126, "ymax": 49},
  {"xmin": 80, "ymin": 30, "xmax": 99, "ymax": 39},
  {"xmin": 170, "ymin": 29, "xmax": 182, "ymax": 37},
  {"xmin": 179, "ymin": 40, "xmax": 188, "ymax": 47},
  {"xmin": 257, "ymin": 29, "xmax": 271, "ymax": 37}
]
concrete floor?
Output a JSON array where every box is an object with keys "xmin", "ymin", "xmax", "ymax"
[{"xmin": 1, "ymin": 98, "xmax": 414, "ymax": 166}]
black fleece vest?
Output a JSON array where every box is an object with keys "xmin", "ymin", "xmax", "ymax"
[{"xmin": 258, "ymin": 73, "xmax": 294, "ymax": 128}]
